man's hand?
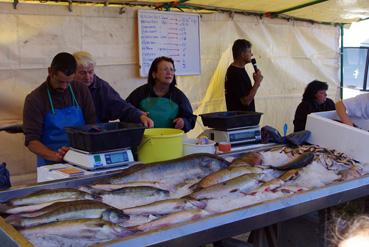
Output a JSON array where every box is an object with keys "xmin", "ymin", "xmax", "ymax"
[
  {"xmin": 173, "ymin": 118, "xmax": 184, "ymax": 130},
  {"xmin": 253, "ymin": 70, "xmax": 263, "ymax": 88},
  {"xmin": 57, "ymin": 146, "xmax": 70, "ymax": 161},
  {"xmin": 139, "ymin": 114, "xmax": 154, "ymax": 128}
]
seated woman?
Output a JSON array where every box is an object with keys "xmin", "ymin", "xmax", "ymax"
[
  {"xmin": 293, "ymin": 80, "xmax": 336, "ymax": 132},
  {"xmin": 127, "ymin": 56, "xmax": 196, "ymax": 132}
]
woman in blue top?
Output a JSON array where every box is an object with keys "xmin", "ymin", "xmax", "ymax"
[{"xmin": 127, "ymin": 56, "xmax": 196, "ymax": 132}]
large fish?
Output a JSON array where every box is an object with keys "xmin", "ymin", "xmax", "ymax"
[
  {"xmin": 189, "ymin": 173, "xmax": 262, "ymax": 200},
  {"xmin": 192, "ymin": 166, "xmax": 265, "ymax": 190},
  {"xmin": 80, "ymin": 181, "xmax": 175, "ymax": 194},
  {"xmin": 6, "ymin": 200, "xmax": 129, "ymax": 228},
  {"xmin": 6, "ymin": 188, "xmax": 95, "ymax": 206},
  {"xmin": 123, "ymin": 198, "xmax": 206, "ymax": 216},
  {"xmin": 230, "ymin": 152, "xmax": 263, "ymax": 167},
  {"xmin": 20, "ymin": 219, "xmax": 132, "ymax": 240},
  {"xmin": 269, "ymin": 152, "xmax": 314, "ymax": 171},
  {"xmin": 101, "ymin": 186, "xmax": 170, "ymax": 209},
  {"xmin": 132, "ymin": 209, "xmax": 210, "ymax": 232},
  {"xmin": 108, "ymin": 153, "xmax": 229, "ymax": 186}
]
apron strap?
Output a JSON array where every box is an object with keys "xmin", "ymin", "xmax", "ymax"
[
  {"xmin": 68, "ymin": 84, "xmax": 80, "ymax": 107},
  {"xmin": 47, "ymin": 84, "xmax": 79, "ymax": 114},
  {"xmin": 47, "ymin": 87, "xmax": 55, "ymax": 114}
]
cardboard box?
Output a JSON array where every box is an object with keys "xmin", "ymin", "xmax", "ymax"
[{"xmin": 306, "ymin": 111, "xmax": 369, "ymax": 163}]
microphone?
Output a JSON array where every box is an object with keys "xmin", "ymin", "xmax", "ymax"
[{"xmin": 251, "ymin": 58, "xmax": 258, "ymax": 72}]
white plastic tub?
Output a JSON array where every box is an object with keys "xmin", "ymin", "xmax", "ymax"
[
  {"xmin": 306, "ymin": 111, "xmax": 369, "ymax": 163},
  {"xmin": 183, "ymin": 138, "xmax": 216, "ymax": 155}
]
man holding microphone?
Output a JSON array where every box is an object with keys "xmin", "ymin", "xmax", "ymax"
[{"xmin": 224, "ymin": 39, "xmax": 263, "ymax": 112}]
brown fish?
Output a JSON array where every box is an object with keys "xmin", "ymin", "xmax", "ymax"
[
  {"xmin": 6, "ymin": 188, "xmax": 95, "ymax": 206},
  {"xmin": 7, "ymin": 200, "xmax": 129, "ymax": 228},
  {"xmin": 21, "ymin": 219, "xmax": 132, "ymax": 240}
]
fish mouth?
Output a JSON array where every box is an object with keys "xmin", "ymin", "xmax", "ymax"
[{"xmin": 188, "ymin": 199, "xmax": 207, "ymax": 209}]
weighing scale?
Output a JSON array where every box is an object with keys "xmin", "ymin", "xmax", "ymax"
[
  {"xmin": 64, "ymin": 147, "xmax": 135, "ymax": 170},
  {"xmin": 201, "ymin": 125, "xmax": 262, "ymax": 146}
]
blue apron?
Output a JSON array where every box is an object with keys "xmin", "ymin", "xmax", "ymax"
[
  {"xmin": 139, "ymin": 97, "xmax": 179, "ymax": 128},
  {"xmin": 37, "ymin": 85, "xmax": 85, "ymax": 166}
]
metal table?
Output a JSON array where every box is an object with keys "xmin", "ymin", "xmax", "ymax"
[{"xmin": 1, "ymin": 147, "xmax": 367, "ymax": 246}]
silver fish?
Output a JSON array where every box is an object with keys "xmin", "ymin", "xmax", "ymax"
[
  {"xmin": 133, "ymin": 209, "xmax": 210, "ymax": 232},
  {"xmin": 21, "ymin": 219, "xmax": 132, "ymax": 240},
  {"xmin": 109, "ymin": 153, "xmax": 229, "ymax": 186},
  {"xmin": 123, "ymin": 198, "xmax": 206, "ymax": 216},
  {"xmin": 7, "ymin": 200, "xmax": 129, "ymax": 228},
  {"xmin": 101, "ymin": 186, "xmax": 170, "ymax": 209},
  {"xmin": 6, "ymin": 188, "xmax": 95, "ymax": 206}
]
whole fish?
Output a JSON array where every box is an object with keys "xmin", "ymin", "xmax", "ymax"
[
  {"xmin": 230, "ymin": 152, "xmax": 263, "ymax": 167},
  {"xmin": 132, "ymin": 209, "xmax": 210, "ymax": 232},
  {"xmin": 189, "ymin": 173, "xmax": 262, "ymax": 200},
  {"xmin": 7, "ymin": 201, "xmax": 129, "ymax": 228},
  {"xmin": 20, "ymin": 219, "xmax": 132, "ymax": 240},
  {"xmin": 248, "ymin": 169, "xmax": 301, "ymax": 194},
  {"xmin": 101, "ymin": 186, "xmax": 170, "ymax": 209},
  {"xmin": 192, "ymin": 166, "xmax": 265, "ymax": 190},
  {"xmin": 123, "ymin": 198, "xmax": 206, "ymax": 216},
  {"xmin": 9, "ymin": 200, "xmax": 98, "ymax": 218},
  {"xmin": 270, "ymin": 152, "xmax": 314, "ymax": 171},
  {"xmin": 109, "ymin": 153, "xmax": 229, "ymax": 186},
  {"xmin": 6, "ymin": 188, "xmax": 95, "ymax": 206},
  {"xmin": 80, "ymin": 181, "xmax": 175, "ymax": 194}
]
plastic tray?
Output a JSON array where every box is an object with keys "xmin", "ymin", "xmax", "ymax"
[
  {"xmin": 200, "ymin": 111, "xmax": 263, "ymax": 130},
  {"xmin": 65, "ymin": 122, "xmax": 145, "ymax": 153}
]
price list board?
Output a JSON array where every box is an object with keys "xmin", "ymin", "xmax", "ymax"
[{"xmin": 138, "ymin": 10, "xmax": 201, "ymax": 77}]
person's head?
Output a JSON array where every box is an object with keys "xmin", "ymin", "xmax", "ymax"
[
  {"xmin": 48, "ymin": 52, "xmax": 77, "ymax": 92},
  {"xmin": 73, "ymin": 51, "xmax": 96, "ymax": 87},
  {"xmin": 232, "ymin": 39, "xmax": 253, "ymax": 63},
  {"xmin": 302, "ymin": 80, "xmax": 329, "ymax": 104},
  {"xmin": 334, "ymin": 215, "xmax": 369, "ymax": 247},
  {"xmin": 148, "ymin": 56, "xmax": 176, "ymax": 88}
]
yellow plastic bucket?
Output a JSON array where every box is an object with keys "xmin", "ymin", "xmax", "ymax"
[{"xmin": 137, "ymin": 128, "xmax": 184, "ymax": 163}]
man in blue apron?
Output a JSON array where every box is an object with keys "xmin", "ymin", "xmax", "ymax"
[
  {"xmin": 23, "ymin": 52, "xmax": 96, "ymax": 166},
  {"xmin": 73, "ymin": 51, "xmax": 153, "ymax": 127},
  {"xmin": 126, "ymin": 56, "xmax": 196, "ymax": 132}
]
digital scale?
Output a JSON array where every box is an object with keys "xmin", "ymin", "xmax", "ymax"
[
  {"xmin": 201, "ymin": 125, "xmax": 261, "ymax": 146},
  {"xmin": 63, "ymin": 147, "xmax": 135, "ymax": 171}
]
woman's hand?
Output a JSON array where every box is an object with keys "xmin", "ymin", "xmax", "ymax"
[{"xmin": 173, "ymin": 118, "xmax": 184, "ymax": 130}]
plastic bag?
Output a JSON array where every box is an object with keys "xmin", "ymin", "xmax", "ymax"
[
  {"xmin": 0, "ymin": 162, "xmax": 11, "ymax": 190},
  {"xmin": 261, "ymin": 125, "xmax": 311, "ymax": 146}
]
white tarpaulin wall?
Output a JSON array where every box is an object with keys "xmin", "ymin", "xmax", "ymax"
[{"xmin": 0, "ymin": 3, "xmax": 339, "ymax": 183}]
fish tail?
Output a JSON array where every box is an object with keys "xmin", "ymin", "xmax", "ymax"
[
  {"xmin": 5, "ymin": 214, "xmax": 22, "ymax": 227},
  {"xmin": 0, "ymin": 203, "xmax": 10, "ymax": 213}
]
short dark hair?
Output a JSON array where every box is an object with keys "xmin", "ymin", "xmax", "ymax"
[
  {"xmin": 232, "ymin": 39, "xmax": 252, "ymax": 60},
  {"xmin": 147, "ymin": 56, "xmax": 177, "ymax": 87},
  {"xmin": 303, "ymin": 80, "xmax": 329, "ymax": 101},
  {"xmin": 50, "ymin": 52, "xmax": 77, "ymax": 76}
]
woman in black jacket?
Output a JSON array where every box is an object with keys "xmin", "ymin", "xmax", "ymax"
[{"xmin": 293, "ymin": 80, "xmax": 336, "ymax": 132}]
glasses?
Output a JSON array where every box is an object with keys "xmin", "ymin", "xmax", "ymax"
[{"xmin": 158, "ymin": 67, "xmax": 176, "ymax": 73}]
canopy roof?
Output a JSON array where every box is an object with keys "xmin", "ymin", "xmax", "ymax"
[{"xmin": 6, "ymin": 0, "xmax": 369, "ymax": 24}]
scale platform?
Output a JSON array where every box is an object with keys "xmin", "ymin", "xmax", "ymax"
[
  {"xmin": 201, "ymin": 125, "xmax": 261, "ymax": 146},
  {"xmin": 64, "ymin": 147, "xmax": 135, "ymax": 171}
]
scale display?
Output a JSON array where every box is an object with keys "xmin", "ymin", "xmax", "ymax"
[
  {"xmin": 229, "ymin": 130, "xmax": 260, "ymax": 142},
  {"xmin": 105, "ymin": 152, "xmax": 129, "ymax": 164},
  {"xmin": 64, "ymin": 148, "xmax": 134, "ymax": 170}
]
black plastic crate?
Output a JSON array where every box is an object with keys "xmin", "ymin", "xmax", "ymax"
[
  {"xmin": 200, "ymin": 111, "xmax": 263, "ymax": 130},
  {"xmin": 65, "ymin": 122, "xmax": 145, "ymax": 153}
]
